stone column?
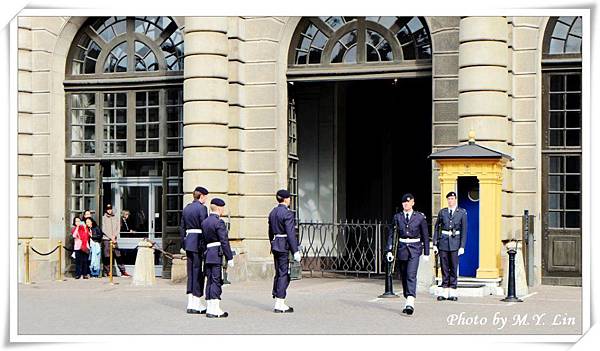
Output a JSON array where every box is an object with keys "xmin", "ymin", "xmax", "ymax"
[
  {"xmin": 458, "ymin": 17, "xmax": 509, "ymax": 154},
  {"xmin": 182, "ymin": 17, "xmax": 230, "ymax": 203}
]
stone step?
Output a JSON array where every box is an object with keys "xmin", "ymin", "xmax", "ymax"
[
  {"xmin": 429, "ymin": 284, "xmax": 504, "ymax": 297},
  {"xmin": 430, "ymin": 277, "xmax": 505, "ymax": 297}
]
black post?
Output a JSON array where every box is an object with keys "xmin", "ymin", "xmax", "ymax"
[
  {"xmin": 379, "ymin": 256, "xmax": 398, "ymax": 298},
  {"xmin": 501, "ymin": 246, "xmax": 522, "ymax": 302}
]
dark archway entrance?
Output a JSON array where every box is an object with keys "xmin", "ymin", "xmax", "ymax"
[{"xmin": 293, "ymin": 78, "xmax": 432, "ymax": 223}]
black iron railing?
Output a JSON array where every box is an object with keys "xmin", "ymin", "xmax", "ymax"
[{"xmin": 298, "ymin": 221, "xmax": 394, "ymax": 277}]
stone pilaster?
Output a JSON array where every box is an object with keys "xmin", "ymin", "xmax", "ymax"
[
  {"xmin": 182, "ymin": 17, "xmax": 230, "ymax": 205},
  {"xmin": 429, "ymin": 16, "xmax": 461, "ymax": 218}
]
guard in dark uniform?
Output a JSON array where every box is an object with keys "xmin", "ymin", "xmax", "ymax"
[
  {"xmin": 386, "ymin": 193, "xmax": 430, "ymax": 315},
  {"xmin": 202, "ymin": 198, "xmax": 234, "ymax": 318},
  {"xmin": 268, "ymin": 189, "xmax": 301, "ymax": 313},
  {"xmin": 433, "ymin": 191, "xmax": 467, "ymax": 301},
  {"xmin": 180, "ymin": 186, "xmax": 209, "ymax": 314}
]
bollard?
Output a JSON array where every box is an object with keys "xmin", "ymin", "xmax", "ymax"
[
  {"xmin": 379, "ymin": 255, "xmax": 398, "ymax": 298},
  {"xmin": 56, "ymin": 241, "xmax": 64, "ymax": 282},
  {"xmin": 109, "ymin": 241, "xmax": 114, "ymax": 285},
  {"xmin": 132, "ymin": 240, "xmax": 155, "ymax": 286},
  {"xmin": 501, "ymin": 245, "xmax": 523, "ymax": 302},
  {"xmin": 25, "ymin": 240, "xmax": 31, "ymax": 284}
]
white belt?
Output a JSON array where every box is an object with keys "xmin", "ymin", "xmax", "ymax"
[
  {"xmin": 441, "ymin": 230, "xmax": 460, "ymax": 235},
  {"xmin": 274, "ymin": 234, "xmax": 287, "ymax": 238},
  {"xmin": 186, "ymin": 229, "xmax": 202, "ymax": 234},
  {"xmin": 206, "ymin": 242, "xmax": 221, "ymax": 248},
  {"xmin": 399, "ymin": 238, "xmax": 421, "ymax": 243}
]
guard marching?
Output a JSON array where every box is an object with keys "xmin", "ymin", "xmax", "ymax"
[
  {"xmin": 433, "ymin": 191, "xmax": 467, "ymax": 301},
  {"xmin": 386, "ymin": 193, "xmax": 430, "ymax": 315},
  {"xmin": 202, "ymin": 198, "xmax": 234, "ymax": 318},
  {"xmin": 180, "ymin": 186, "xmax": 209, "ymax": 314},
  {"xmin": 268, "ymin": 189, "xmax": 301, "ymax": 313}
]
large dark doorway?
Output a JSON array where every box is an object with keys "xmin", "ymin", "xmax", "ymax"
[{"xmin": 293, "ymin": 78, "xmax": 432, "ymax": 223}]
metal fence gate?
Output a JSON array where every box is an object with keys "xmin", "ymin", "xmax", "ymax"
[{"xmin": 298, "ymin": 221, "xmax": 393, "ymax": 277}]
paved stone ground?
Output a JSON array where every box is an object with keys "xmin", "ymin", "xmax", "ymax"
[{"xmin": 17, "ymin": 276, "xmax": 582, "ymax": 335}]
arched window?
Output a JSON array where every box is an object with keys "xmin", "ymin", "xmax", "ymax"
[
  {"xmin": 544, "ymin": 16, "xmax": 582, "ymax": 56},
  {"xmin": 65, "ymin": 17, "xmax": 184, "ymax": 254},
  {"xmin": 68, "ymin": 16, "xmax": 184, "ymax": 76},
  {"xmin": 541, "ymin": 16, "xmax": 582, "ymax": 286},
  {"xmin": 290, "ymin": 17, "xmax": 431, "ymax": 66}
]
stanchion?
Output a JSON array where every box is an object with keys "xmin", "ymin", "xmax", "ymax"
[
  {"xmin": 379, "ymin": 256, "xmax": 398, "ymax": 298},
  {"xmin": 109, "ymin": 241, "xmax": 115, "ymax": 285},
  {"xmin": 24, "ymin": 240, "xmax": 31, "ymax": 284},
  {"xmin": 56, "ymin": 240, "xmax": 65, "ymax": 282},
  {"xmin": 501, "ymin": 245, "xmax": 523, "ymax": 302}
]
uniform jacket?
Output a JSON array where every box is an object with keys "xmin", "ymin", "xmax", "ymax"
[
  {"xmin": 102, "ymin": 213, "xmax": 120, "ymax": 241},
  {"xmin": 268, "ymin": 204, "xmax": 299, "ymax": 254},
  {"xmin": 180, "ymin": 200, "xmax": 208, "ymax": 253},
  {"xmin": 433, "ymin": 207, "xmax": 467, "ymax": 252},
  {"xmin": 202, "ymin": 213, "xmax": 234, "ymax": 265},
  {"xmin": 386, "ymin": 211, "xmax": 430, "ymax": 260}
]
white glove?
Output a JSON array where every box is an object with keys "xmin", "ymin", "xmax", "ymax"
[
  {"xmin": 458, "ymin": 248, "xmax": 465, "ymax": 256},
  {"xmin": 433, "ymin": 245, "xmax": 438, "ymax": 254},
  {"xmin": 422, "ymin": 255, "xmax": 430, "ymax": 262},
  {"xmin": 179, "ymin": 248, "xmax": 185, "ymax": 255},
  {"xmin": 386, "ymin": 252, "xmax": 394, "ymax": 262},
  {"xmin": 293, "ymin": 251, "xmax": 301, "ymax": 262},
  {"xmin": 227, "ymin": 260, "xmax": 234, "ymax": 268}
]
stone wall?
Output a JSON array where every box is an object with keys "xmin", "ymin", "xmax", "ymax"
[
  {"xmin": 17, "ymin": 16, "xmax": 83, "ymax": 282},
  {"xmin": 429, "ymin": 16, "xmax": 461, "ymax": 215}
]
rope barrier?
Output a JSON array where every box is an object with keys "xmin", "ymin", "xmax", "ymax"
[
  {"xmin": 24, "ymin": 241, "xmax": 65, "ymax": 282},
  {"xmin": 62, "ymin": 246, "xmax": 75, "ymax": 252},
  {"xmin": 141, "ymin": 240, "xmax": 185, "ymax": 261},
  {"xmin": 30, "ymin": 245, "xmax": 60, "ymax": 256}
]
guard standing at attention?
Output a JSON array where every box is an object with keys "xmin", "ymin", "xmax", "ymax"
[
  {"xmin": 180, "ymin": 186, "xmax": 209, "ymax": 314},
  {"xmin": 386, "ymin": 193, "xmax": 430, "ymax": 315},
  {"xmin": 433, "ymin": 191, "xmax": 467, "ymax": 301},
  {"xmin": 268, "ymin": 189, "xmax": 301, "ymax": 313},
  {"xmin": 202, "ymin": 198, "xmax": 234, "ymax": 318}
]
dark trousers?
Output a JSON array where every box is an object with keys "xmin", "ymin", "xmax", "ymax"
[
  {"xmin": 205, "ymin": 264, "xmax": 222, "ymax": 300},
  {"xmin": 186, "ymin": 251, "xmax": 204, "ymax": 297},
  {"xmin": 102, "ymin": 240, "xmax": 126, "ymax": 275},
  {"xmin": 272, "ymin": 251, "xmax": 290, "ymax": 299},
  {"xmin": 75, "ymin": 250, "xmax": 89, "ymax": 277},
  {"xmin": 439, "ymin": 250, "xmax": 459, "ymax": 289},
  {"xmin": 398, "ymin": 255, "xmax": 420, "ymax": 298}
]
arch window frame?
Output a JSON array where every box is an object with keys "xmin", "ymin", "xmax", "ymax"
[
  {"xmin": 289, "ymin": 17, "xmax": 431, "ymax": 67},
  {"xmin": 65, "ymin": 16, "xmax": 185, "ymax": 161},
  {"xmin": 66, "ymin": 16, "xmax": 184, "ymax": 81},
  {"xmin": 542, "ymin": 16, "xmax": 582, "ymax": 62}
]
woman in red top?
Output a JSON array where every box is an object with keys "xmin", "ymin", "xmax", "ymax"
[{"xmin": 71, "ymin": 216, "xmax": 90, "ymax": 279}]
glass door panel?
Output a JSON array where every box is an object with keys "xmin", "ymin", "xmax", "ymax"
[{"xmin": 119, "ymin": 185, "xmax": 150, "ymax": 239}]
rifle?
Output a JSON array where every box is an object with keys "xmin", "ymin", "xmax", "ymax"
[
  {"xmin": 390, "ymin": 222, "xmax": 399, "ymax": 274},
  {"xmin": 434, "ymin": 249, "xmax": 440, "ymax": 285}
]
